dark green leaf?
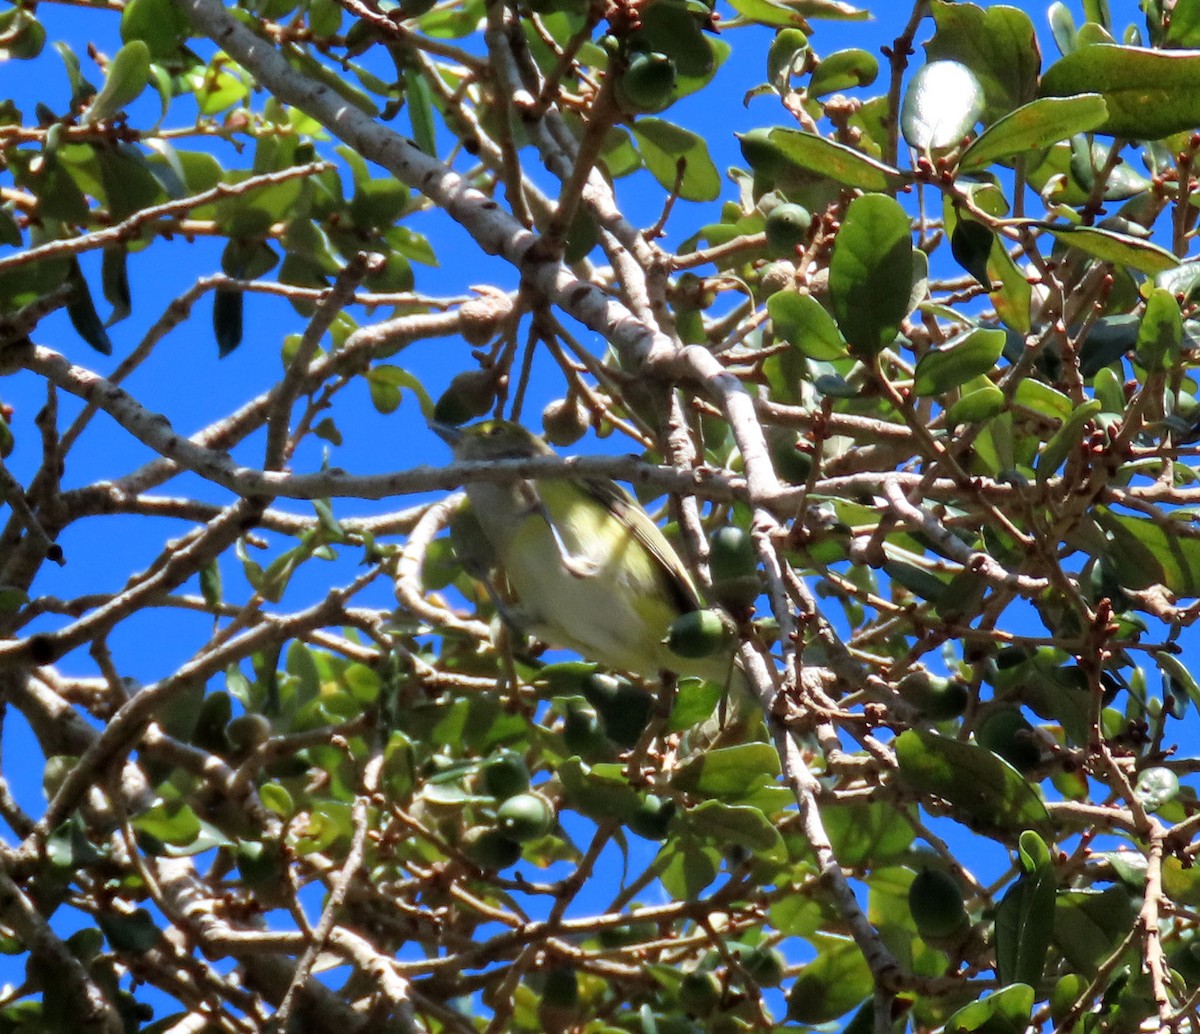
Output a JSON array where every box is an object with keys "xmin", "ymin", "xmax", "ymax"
[
  {"xmin": 213, "ymin": 288, "xmax": 244, "ymax": 358},
  {"xmin": 786, "ymin": 937, "xmax": 873, "ymax": 1025},
  {"xmin": 671, "ymin": 742, "xmax": 780, "ymax": 800},
  {"xmin": 66, "ymin": 261, "xmax": 113, "ymax": 355},
  {"xmin": 101, "ymin": 246, "xmax": 131, "ymax": 326},
  {"xmin": 1048, "ymin": 224, "xmax": 1178, "ymax": 276},
  {"xmin": 404, "ymin": 67, "xmax": 437, "ymax": 157},
  {"xmin": 97, "ymin": 908, "xmax": 162, "ymax": 952},
  {"xmin": 1136, "ymin": 287, "xmax": 1183, "ymax": 371},
  {"xmin": 745, "ymin": 128, "xmax": 908, "ymax": 192},
  {"xmin": 994, "ymin": 831, "xmax": 1056, "ymax": 987},
  {"xmin": 1096, "ymin": 507, "xmax": 1200, "ymax": 597},
  {"xmin": 912, "ymin": 327, "xmax": 1005, "ymax": 396},
  {"xmin": 808, "ymin": 48, "xmax": 878, "ymax": 96},
  {"xmin": 686, "ymin": 800, "xmax": 786, "ymax": 861},
  {"xmin": 894, "ymin": 728, "xmax": 1051, "ymax": 832},
  {"xmin": 1054, "ymin": 886, "xmax": 1138, "ymax": 970},
  {"xmin": 829, "ymin": 193, "xmax": 914, "ymax": 357}
]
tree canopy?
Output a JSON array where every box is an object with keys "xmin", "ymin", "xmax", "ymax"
[{"xmin": 2, "ymin": 0, "xmax": 1200, "ymax": 1031}]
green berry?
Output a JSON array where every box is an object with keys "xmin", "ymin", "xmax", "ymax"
[
  {"xmin": 709, "ymin": 526, "xmax": 759, "ymax": 610},
  {"xmin": 618, "ymin": 52, "xmax": 677, "ymax": 113},
  {"xmin": 665, "ymin": 609, "xmax": 732, "ymax": 660},
  {"xmin": 461, "ymin": 827, "xmax": 522, "ymax": 870},
  {"xmin": 482, "ymin": 750, "xmax": 530, "ymax": 799},
  {"xmin": 977, "ymin": 708, "xmax": 1040, "ymax": 773},
  {"xmin": 897, "ymin": 672, "xmax": 969, "ymax": 721},
  {"xmin": 908, "ymin": 867, "xmax": 968, "ymax": 940},
  {"xmin": 679, "ymin": 970, "xmax": 721, "ymax": 1016},
  {"xmin": 764, "ymin": 203, "xmax": 812, "ymax": 257},
  {"xmin": 496, "ymin": 792, "xmax": 555, "ymax": 842},
  {"xmin": 628, "ymin": 794, "xmax": 676, "ymax": 840}
]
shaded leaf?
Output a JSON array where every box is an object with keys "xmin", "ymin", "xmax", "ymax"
[
  {"xmin": 632, "ymin": 119, "xmax": 720, "ymax": 202},
  {"xmin": 768, "ymin": 290, "xmax": 847, "ymax": 359},
  {"xmin": 894, "ymin": 729, "xmax": 1051, "ymax": 833},
  {"xmin": 912, "ymin": 327, "xmax": 1005, "ymax": 396},
  {"xmin": 994, "ymin": 831, "xmax": 1056, "ymax": 987},
  {"xmin": 945, "ymin": 983, "xmax": 1034, "ymax": 1034},
  {"xmin": 81, "ymin": 40, "xmax": 151, "ymax": 125}
]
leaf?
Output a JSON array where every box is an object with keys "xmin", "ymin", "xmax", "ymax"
[
  {"xmin": 994, "ymin": 831, "xmax": 1056, "ymax": 987},
  {"xmin": 1054, "ymin": 886, "xmax": 1138, "ymax": 970},
  {"xmin": 66, "ymin": 261, "xmax": 113, "ymax": 355},
  {"xmin": 901, "ymin": 60, "xmax": 985, "ymax": 151},
  {"xmin": 959, "ymin": 95, "xmax": 1108, "ymax": 171},
  {"xmin": 632, "ymin": 119, "xmax": 720, "ymax": 202},
  {"xmin": 1136, "ymin": 287, "xmax": 1183, "ymax": 372},
  {"xmin": 947, "ymin": 384, "xmax": 1006, "ymax": 426},
  {"xmin": 925, "ymin": 1, "xmax": 1040, "ymax": 122},
  {"xmin": 1048, "ymin": 224, "xmax": 1178, "ymax": 276},
  {"xmin": 686, "ymin": 800, "xmax": 786, "ymax": 862},
  {"xmin": 97, "ymin": 908, "xmax": 162, "ymax": 952},
  {"xmin": 823, "ymin": 800, "xmax": 914, "ymax": 865},
  {"xmin": 755, "ymin": 128, "xmax": 908, "ymax": 192},
  {"xmin": 81, "ymin": 40, "xmax": 151, "ymax": 125},
  {"xmin": 403, "ymin": 67, "xmax": 437, "ymax": 157},
  {"xmin": 213, "ymin": 288, "xmax": 244, "ymax": 358},
  {"xmin": 894, "ymin": 729, "xmax": 1051, "ymax": 833},
  {"xmin": 101, "ymin": 246, "xmax": 131, "ymax": 326},
  {"xmin": 944, "ymin": 983, "xmax": 1034, "ymax": 1034},
  {"xmin": 1096, "ymin": 507, "xmax": 1200, "ymax": 597},
  {"xmin": 1035, "ymin": 399, "xmax": 1102, "ymax": 482},
  {"xmin": 808, "ymin": 48, "xmax": 878, "ymax": 97},
  {"xmin": 1040, "ymin": 44, "xmax": 1200, "ymax": 139},
  {"xmin": 829, "ymin": 193, "xmax": 914, "ymax": 358},
  {"xmin": 786, "ymin": 937, "xmax": 873, "ymax": 1025},
  {"xmin": 767, "ymin": 290, "xmax": 847, "ymax": 359},
  {"xmin": 726, "ymin": 0, "xmax": 810, "ymax": 29},
  {"xmin": 671, "ymin": 742, "xmax": 780, "ymax": 800},
  {"xmin": 912, "ymin": 327, "xmax": 1005, "ymax": 396},
  {"xmin": 121, "ymin": 0, "xmax": 189, "ymax": 59}
]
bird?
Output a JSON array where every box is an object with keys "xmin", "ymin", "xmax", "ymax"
[{"xmin": 433, "ymin": 419, "xmax": 736, "ymax": 687}]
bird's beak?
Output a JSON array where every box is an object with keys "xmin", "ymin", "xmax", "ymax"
[{"xmin": 431, "ymin": 421, "xmax": 464, "ymax": 448}]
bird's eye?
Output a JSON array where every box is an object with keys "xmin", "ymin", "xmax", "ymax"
[{"xmin": 488, "ymin": 426, "xmax": 502, "ymax": 436}]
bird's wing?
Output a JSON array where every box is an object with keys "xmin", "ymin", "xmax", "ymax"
[{"xmin": 579, "ymin": 476, "xmax": 706, "ymax": 615}]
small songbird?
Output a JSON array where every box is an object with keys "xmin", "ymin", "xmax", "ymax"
[{"xmin": 434, "ymin": 420, "xmax": 735, "ymax": 687}]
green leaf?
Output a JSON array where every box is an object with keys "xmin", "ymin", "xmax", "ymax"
[
  {"xmin": 960, "ymin": 95, "xmax": 1109, "ymax": 171},
  {"xmin": 655, "ymin": 837, "xmax": 719, "ymax": 898},
  {"xmin": 1048, "ymin": 224, "xmax": 1178, "ymax": 276},
  {"xmin": 1035, "ymin": 398, "xmax": 1102, "ymax": 482},
  {"xmin": 748, "ymin": 128, "xmax": 908, "ymax": 192},
  {"xmin": 925, "ymin": 1, "xmax": 1040, "ymax": 122},
  {"xmin": 829, "ymin": 193, "xmax": 914, "ymax": 358},
  {"xmin": 632, "ymin": 119, "xmax": 720, "ymax": 202},
  {"xmin": 81, "ymin": 40, "xmax": 151, "ymax": 125},
  {"xmin": 944, "ymin": 983, "xmax": 1035, "ymax": 1034},
  {"xmin": 894, "ymin": 729, "xmax": 1051, "ymax": 833},
  {"xmin": 823, "ymin": 800, "xmax": 914, "ymax": 865},
  {"xmin": 1040, "ymin": 44, "xmax": 1200, "ymax": 139},
  {"xmin": 768, "ymin": 290, "xmax": 847, "ymax": 359},
  {"xmin": 97, "ymin": 908, "xmax": 162, "ymax": 952},
  {"xmin": 66, "ymin": 261, "xmax": 113, "ymax": 355},
  {"xmin": 786, "ymin": 937, "xmax": 873, "ymax": 1025},
  {"xmin": 1054, "ymin": 886, "xmax": 1138, "ymax": 970},
  {"xmin": 121, "ymin": 0, "xmax": 189, "ymax": 59},
  {"xmin": 559, "ymin": 757, "xmax": 641, "ymax": 822},
  {"xmin": 403, "ymin": 67, "xmax": 437, "ymax": 157},
  {"xmin": 686, "ymin": 800, "xmax": 786, "ymax": 862},
  {"xmin": 671, "ymin": 742, "xmax": 780, "ymax": 800},
  {"xmin": 726, "ymin": 0, "xmax": 810, "ymax": 29},
  {"xmin": 1096, "ymin": 507, "xmax": 1200, "ymax": 597},
  {"xmin": 101, "ymin": 246, "xmax": 131, "ymax": 326},
  {"xmin": 1136, "ymin": 287, "xmax": 1183, "ymax": 371},
  {"xmin": 947, "ymin": 384, "xmax": 1006, "ymax": 426},
  {"xmin": 808, "ymin": 48, "xmax": 879, "ymax": 97},
  {"xmin": 213, "ymin": 288, "xmax": 244, "ymax": 358},
  {"xmin": 912, "ymin": 327, "xmax": 1005, "ymax": 396},
  {"xmin": 994, "ymin": 831, "xmax": 1056, "ymax": 987},
  {"xmin": 901, "ymin": 60, "xmax": 985, "ymax": 151}
]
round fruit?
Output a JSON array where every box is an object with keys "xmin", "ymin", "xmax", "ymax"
[
  {"xmin": 461, "ymin": 827, "xmax": 522, "ymax": 870},
  {"xmin": 908, "ymin": 867, "xmax": 969, "ymax": 940},
  {"xmin": 432, "ymin": 369, "xmax": 496, "ymax": 426},
  {"xmin": 768, "ymin": 430, "xmax": 812, "ymax": 484},
  {"xmin": 482, "ymin": 750, "xmax": 530, "ymax": 800},
  {"xmin": 225, "ymin": 713, "xmax": 272, "ymax": 753},
  {"xmin": 628, "ymin": 794, "xmax": 676, "ymax": 840},
  {"xmin": 618, "ymin": 52, "xmax": 677, "ymax": 113},
  {"xmin": 585, "ymin": 675, "xmax": 654, "ymax": 748},
  {"xmin": 562, "ymin": 701, "xmax": 609, "ymax": 759},
  {"xmin": 977, "ymin": 708, "xmax": 1040, "ymax": 773},
  {"xmin": 666, "ymin": 609, "xmax": 732, "ymax": 660},
  {"xmin": 537, "ymin": 966, "xmax": 580, "ymax": 1034},
  {"xmin": 758, "ymin": 259, "xmax": 796, "ymax": 296},
  {"xmin": 1134, "ymin": 766, "xmax": 1180, "ymax": 812},
  {"xmin": 897, "ymin": 672, "xmax": 969, "ymax": 721},
  {"xmin": 741, "ymin": 946, "xmax": 785, "ymax": 987},
  {"xmin": 541, "ymin": 397, "xmax": 588, "ymax": 446},
  {"xmin": 764, "ymin": 203, "xmax": 812, "ymax": 257},
  {"xmin": 496, "ymin": 792, "xmax": 555, "ymax": 842},
  {"xmin": 709, "ymin": 526, "xmax": 759, "ymax": 610},
  {"xmin": 679, "ymin": 970, "xmax": 721, "ymax": 1016}
]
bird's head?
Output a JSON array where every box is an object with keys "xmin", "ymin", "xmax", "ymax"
[{"xmin": 433, "ymin": 420, "xmax": 555, "ymax": 462}]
